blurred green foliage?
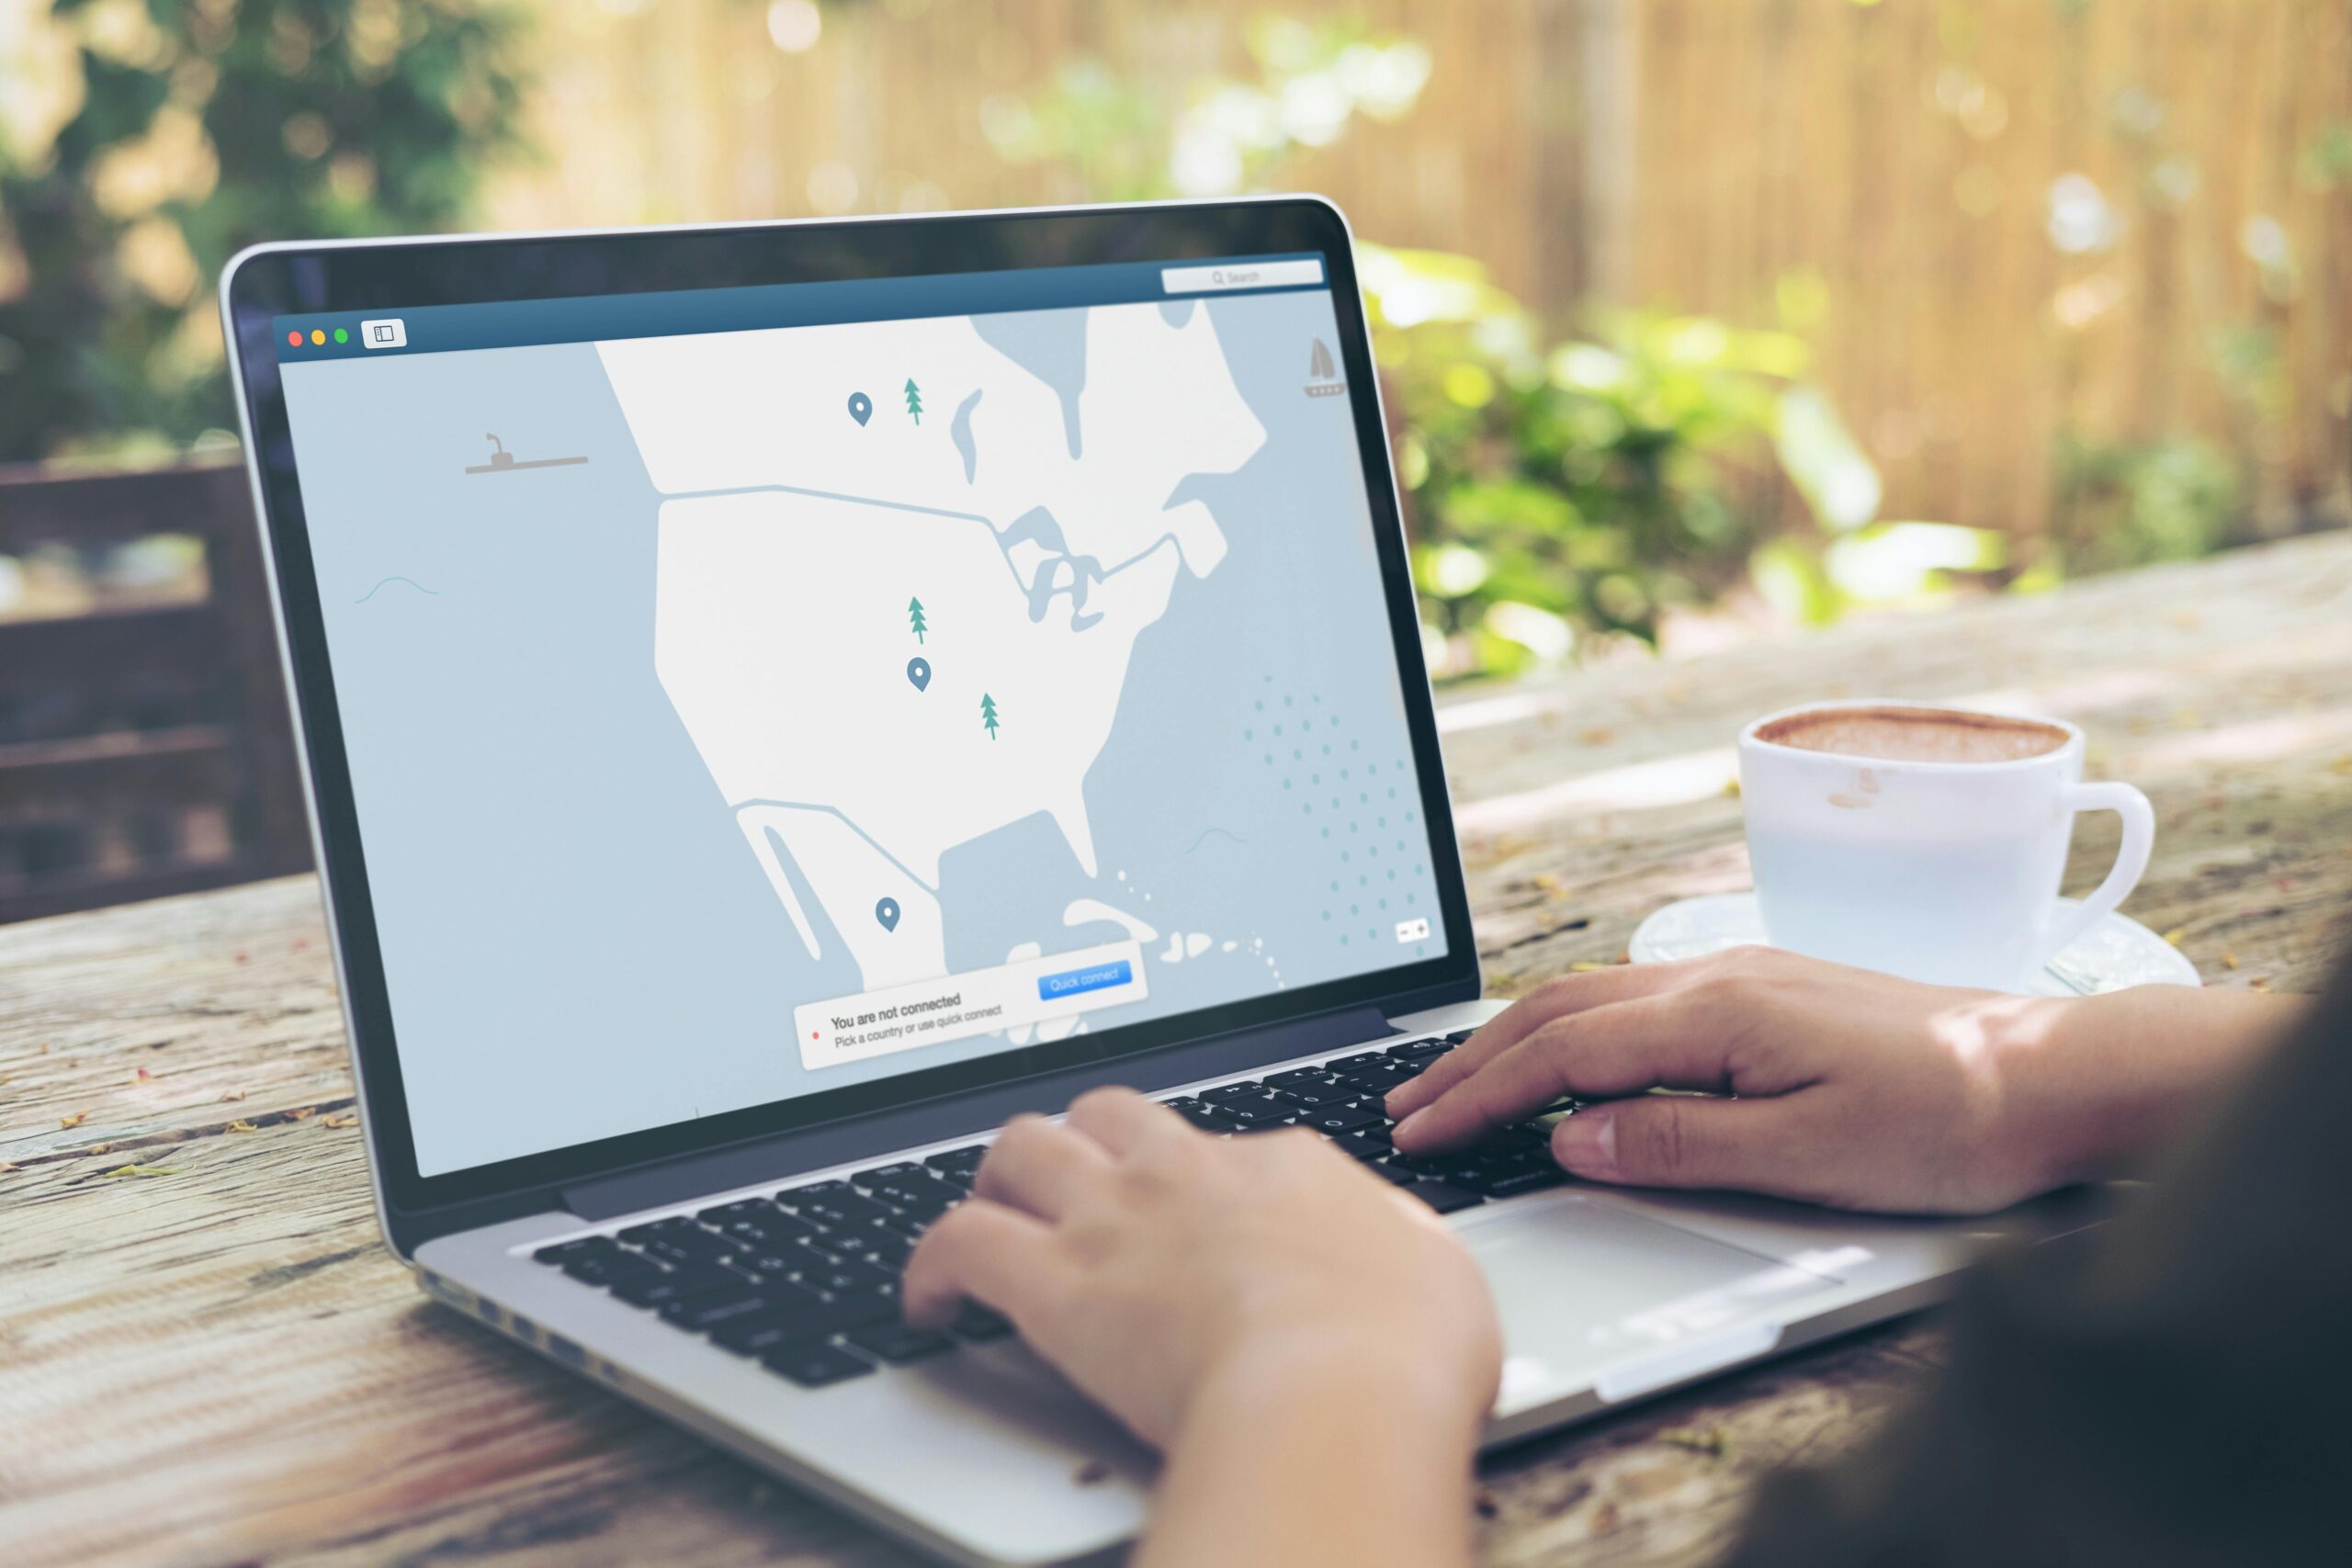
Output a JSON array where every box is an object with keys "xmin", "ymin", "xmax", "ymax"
[
  {"xmin": 1368, "ymin": 248, "xmax": 1816, "ymax": 671},
  {"xmin": 2050, "ymin": 435, "xmax": 2239, "ymax": 574},
  {"xmin": 0, "ymin": 0, "xmax": 527, "ymax": 462},
  {"xmin": 1359, "ymin": 247, "xmax": 2004, "ymax": 677}
]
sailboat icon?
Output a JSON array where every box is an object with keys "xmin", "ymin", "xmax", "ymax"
[{"xmin": 1304, "ymin": 337, "xmax": 1347, "ymax": 399}]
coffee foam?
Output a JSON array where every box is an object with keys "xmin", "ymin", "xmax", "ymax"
[{"xmin": 1755, "ymin": 705, "xmax": 2069, "ymax": 764}]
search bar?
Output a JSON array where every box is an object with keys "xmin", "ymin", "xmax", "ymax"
[{"xmin": 1162, "ymin": 259, "xmax": 1327, "ymax": 295}]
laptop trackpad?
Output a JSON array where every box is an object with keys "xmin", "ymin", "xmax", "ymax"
[{"xmin": 1463, "ymin": 1195, "xmax": 1841, "ymax": 1405}]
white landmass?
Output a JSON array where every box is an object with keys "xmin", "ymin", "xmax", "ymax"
[{"xmin": 597, "ymin": 303, "xmax": 1265, "ymax": 995}]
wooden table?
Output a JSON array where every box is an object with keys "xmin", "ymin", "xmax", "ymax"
[{"xmin": 6, "ymin": 536, "xmax": 2350, "ymax": 1568}]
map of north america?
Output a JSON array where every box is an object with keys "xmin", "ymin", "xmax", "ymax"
[{"xmin": 594, "ymin": 304, "xmax": 1266, "ymax": 996}]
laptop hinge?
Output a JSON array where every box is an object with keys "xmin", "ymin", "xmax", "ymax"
[{"xmin": 560, "ymin": 1004, "xmax": 1396, "ymax": 1223}]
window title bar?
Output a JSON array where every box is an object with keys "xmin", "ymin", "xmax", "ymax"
[{"xmin": 272, "ymin": 251, "xmax": 1330, "ymax": 363}]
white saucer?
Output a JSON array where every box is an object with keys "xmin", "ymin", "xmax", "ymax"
[{"xmin": 1628, "ymin": 893, "xmax": 2201, "ymax": 996}]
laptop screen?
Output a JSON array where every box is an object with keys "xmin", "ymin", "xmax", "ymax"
[{"xmin": 272, "ymin": 251, "xmax": 1452, "ymax": 1178}]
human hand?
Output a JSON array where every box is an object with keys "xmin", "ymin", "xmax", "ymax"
[
  {"xmin": 1385, "ymin": 946, "xmax": 2133, "ymax": 1213},
  {"xmin": 903, "ymin": 1087, "xmax": 1501, "ymax": 1451}
]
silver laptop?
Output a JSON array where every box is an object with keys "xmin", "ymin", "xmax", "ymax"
[{"xmin": 221, "ymin": 198, "xmax": 1988, "ymax": 1566}]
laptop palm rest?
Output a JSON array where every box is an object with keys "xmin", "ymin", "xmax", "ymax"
[{"xmin": 1461, "ymin": 1194, "xmax": 1845, "ymax": 1411}]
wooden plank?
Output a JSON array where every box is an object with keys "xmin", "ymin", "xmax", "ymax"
[
  {"xmin": 3, "ymin": 536, "xmax": 2351, "ymax": 1565},
  {"xmin": 0, "ymin": 459, "xmax": 250, "ymax": 554},
  {"xmin": 0, "ymin": 726, "xmax": 239, "ymax": 814},
  {"xmin": 0, "ymin": 604, "xmax": 227, "ymax": 699}
]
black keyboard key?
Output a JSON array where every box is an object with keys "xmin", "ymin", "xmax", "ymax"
[
  {"xmin": 1217, "ymin": 1103, "xmax": 1295, "ymax": 1129},
  {"xmin": 763, "ymin": 1338, "xmax": 876, "ymax": 1387},
  {"xmin": 661, "ymin": 1289, "xmax": 775, "ymax": 1332},
  {"xmin": 1401, "ymin": 1179, "xmax": 1486, "ymax": 1214},
  {"xmin": 846, "ymin": 1322, "xmax": 957, "ymax": 1364},
  {"xmin": 733, "ymin": 1247, "xmax": 801, "ymax": 1280},
  {"xmin": 608, "ymin": 1268, "xmax": 715, "ymax": 1310},
  {"xmin": 865, "ymin": 1179, "xmax": 960, "ymax": 1218},
  {"xmin": 790, "ymin": 1232, "xmax": 867, "ymax": 1269},
  {"xmin": 535, "ymin": 1236, "xmax": 620, "ymax": 1267},
  {"xmin": 567, "ymin": 1251, "xmax": 660, "ymax": 1288},
  {"xmin": 1325, "ymin": 1051, "xmax": 1387, "ymax": 1071},
  {"xmin": 1162, "ymin": 1098, "xmax": 1243, "ymax": 1133},
  {"xmin": 924, "ymin": 1164, "xmax": 976, "ymax": 1191},
  {"xmin": 710, "ymin": 1309, "xmax": 816, "ymax": 1358},
  {"xmin": 1200, "ymin": 1081, "xmax": 1270, "ymax": 1104},
  {"xmin": 1331, "ymin": 1131, "xmax": 1394, "ymax": 1162},
  {"xmin": 1384, "ymin": 1150, "xmax": 1487, "ymax": 1180},
  {"xmin": 1298, "ymin": 1103, "xmax": 1381, "ymax": 1134},
  {"xmin": 1331, "ymin": 1065, "xmax": 1416, "ymax": 1095},
  {"xmin": 1385, "ymin": 1038, "xmax": 1450, "ymax": 1060},
  {"xmin": 718, "ymin": 1213, "xmax": 817, "ymax": 1248},
  {"xmin": 1362, "ymin": 1159, "xmax": 1420, "ymax": 1184},
  {"xmin": 857, "ymin": 1161, "xmax": 933, "ymax": 1185},
  {"xmin": 616, "ymin": 1216, "xmax": 697, "ymax": 1247},
  {"xmin": 786, "ymin": 1188, "xmax": 895, "ymax": 1229},
  {"xmin": 923, "ymin": 1145, "xmax": 989, "ymax": 1174},
  {"xmin": 798, "ymin": 1259, "xmax": 893, "ymax": 1297},
  {"xmin": 805, "ymin": 1287, "xmax": 901, "ymax": 1332},
  {"xmin": 953, "ymin": 1303, "xmax": 1015, "ymax": 1341},
  {"xmin": 752, "ymin": 1292, "xmax": 885, "ymax": 1342},
  {"xmin": 1264, "ymin": 1066, "xmax": 1337, "ymax": 1089},
  {"xmin": 1272, "ymin": 1079, "xmax": 1357, "ymax": 1108},
  {"xmin": 641, "ymin": 1229, "xmax": 742, "ymax": 1269},
  {"xmin": 858, "ymin": 1231, "xmax": 915, "ymax": 1270}
]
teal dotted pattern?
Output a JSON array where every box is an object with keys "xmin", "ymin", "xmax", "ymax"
[{"xmin": 1251, "ymin": 675, "xmax": 1432, "ymax": 960}]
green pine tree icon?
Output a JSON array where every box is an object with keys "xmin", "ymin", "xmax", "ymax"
[
  {"xmin": 904, "ymin": 378, "xmax": 923, "ymax": 424},
  {"xmin": 979, "ymin": 692, "xmax": 999, "ymax": 740},
  {"xmin": 908, "ymin": 595, "xmax": 927, "ymax": 643}
]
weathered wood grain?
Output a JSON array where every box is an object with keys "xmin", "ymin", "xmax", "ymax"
[{"xmin": 4, "ymin": 536, "xmax": 2349, "ymax": 1568}]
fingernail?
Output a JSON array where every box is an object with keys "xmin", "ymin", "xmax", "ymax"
[
  {"xmin": 1391, "ymin": 1108, "xmax": 1429, "ymax": 1146},
  {"xmin": 1552, "ymin": 1109, "xmax": 1616, "ymax": 1178}
]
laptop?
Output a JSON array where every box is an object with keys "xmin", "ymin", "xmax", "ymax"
[{"xmin": 221, "ymin": 197, "xmax": 1991, "ymax": 1566}]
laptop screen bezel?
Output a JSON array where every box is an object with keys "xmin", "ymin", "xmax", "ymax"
[{"xmin": 223, "ymin": 197, "xmax": 1480, "ymax": 1229}]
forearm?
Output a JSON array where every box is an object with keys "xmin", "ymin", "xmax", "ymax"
[
  {"xmin": 1137, "ymin": 1351, "xmax": 1485, "ymax": 1568},
  {"xmin": 1995, "ymin": 984, "xmax": 2306, "ymax": 1189}
]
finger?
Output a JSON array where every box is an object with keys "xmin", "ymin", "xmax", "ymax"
[
  {"xmin": 1550, "ymin": 1095, "xmax": 1822, "ymax": 1200},
  {"xmin": 1064, "ymin": 1085, "xmax": 1198, "ymax": 1160},
  {"xmin": 1385, "ymin": 963, "xmax": 1684, "ymax": 1120},
  {"xmin": 902, "ymin": 1198, "xmax": 1069, "ymax": 1329},
  {"xmin": 1392, "ymin": 992, "xmax": 1737, "ymax": 1151},
  {"xmin": 973, "ymin": 1114, "xmax": 1112, "ymax": 1221}
]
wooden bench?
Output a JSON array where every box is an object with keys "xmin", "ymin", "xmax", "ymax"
[{"xmin": 0, "ymin": 459, "xmax": 310, "ymax": 922}]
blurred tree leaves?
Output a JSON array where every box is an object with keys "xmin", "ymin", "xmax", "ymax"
[
  {"xmin": 1360, "ymin": 245, "xmax": 1979, "ymax": 677},
  {"xmin": 0, "ymin": 0, "xmax": 528, "ymax": 461}
]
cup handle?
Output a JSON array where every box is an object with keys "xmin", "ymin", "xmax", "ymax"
[{"xmin": 2031, "ymin": 780, "xmax": 2155, "ymax": 971}]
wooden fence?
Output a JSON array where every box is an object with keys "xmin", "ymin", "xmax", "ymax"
[{"xmin": 481, "ymin": 0, "xmax": 2351, "ymax": 540}]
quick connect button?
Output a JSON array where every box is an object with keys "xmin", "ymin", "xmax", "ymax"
[{"xmin": 1038, "ymin": 959, "xmax": 1133, "ymax": 1000}]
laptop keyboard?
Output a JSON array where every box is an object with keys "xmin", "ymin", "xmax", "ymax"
[{"xmin": 528, "ymin": 1032, "xmax": 1578, "ymax": 1388}]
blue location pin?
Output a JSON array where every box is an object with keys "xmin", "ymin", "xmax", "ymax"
[
  {"xmin": 875, "ymin": 897, "xmax": 900, "ymax": 932},
  {"xmin": 847, "ymin": 391, "xmax": 873, "ymax": 426},
  {"xmin": 906, "ymin": 656, "xmax": 931, "ymax": 692}
]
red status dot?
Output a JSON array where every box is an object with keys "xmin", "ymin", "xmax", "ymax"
[{"xmin": 287, "ymin": 330, "xmax": 301, "ymax": 346}]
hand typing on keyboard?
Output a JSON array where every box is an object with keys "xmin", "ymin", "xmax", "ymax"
[
  {"xmin": 903, "ymin": 1089, "xmax": 1499, "ymax": 1567},
  {"xmin": 1385, "ymin": 946, "xmax": 2292, "ymax": 1214}
]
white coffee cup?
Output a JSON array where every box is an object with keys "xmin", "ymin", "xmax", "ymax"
[{"xmin": 1737, "ymin": 700, "xmax": 2154, "ymax": 991}]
